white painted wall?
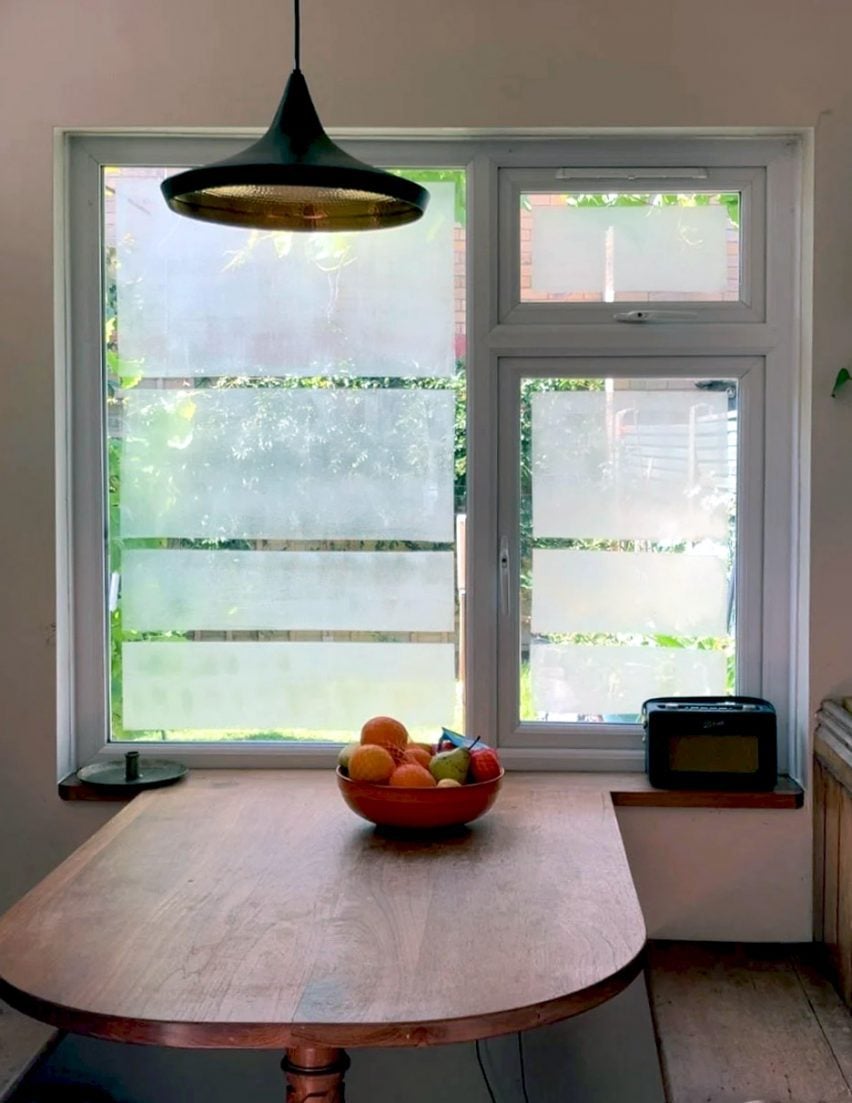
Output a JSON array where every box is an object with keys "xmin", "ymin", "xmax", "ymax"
[
  {"xmin": 616, "ymin": 806, "xmax": 812, "ymax": 940},
  {"xmin": 4, "ymin": 0, "xmax": 852, "ymax": 939}
]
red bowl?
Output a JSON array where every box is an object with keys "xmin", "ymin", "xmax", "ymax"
[{"xmin": 336, "ymin": 767, "xmax": 503, "ymax": 830}]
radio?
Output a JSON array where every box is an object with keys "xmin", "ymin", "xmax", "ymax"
[{"xmin": 642, "ymin": 696, "xmax": 777, "ymax": 791}]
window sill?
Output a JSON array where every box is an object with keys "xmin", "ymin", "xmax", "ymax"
[
  {"xmin": 58, "ymin": 771, "xmax": 804, "ymax": 809},
  {"xmin": 609, "ymin": 775, "xmax": 802, "ymax": 809}
]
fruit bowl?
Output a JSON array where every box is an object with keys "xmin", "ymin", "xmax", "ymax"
[{"xmin": 336, "ymin": 767, "xmax": 503, "ymax": 830}]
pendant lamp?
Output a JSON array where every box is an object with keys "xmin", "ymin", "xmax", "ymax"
[{"xmin": 161, "ymin": 0, "xmax": 429, "ymax": 232}]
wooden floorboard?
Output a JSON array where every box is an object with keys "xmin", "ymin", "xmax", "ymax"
[
  {"xmin": 790, "ymin": 947, "xmax": 852, "ymax": 1090},
  {"xmin": 0, "ymin": 1000, "xmax": 56, "ymax": 1102},
  {"xmin": 647, "ymin": 942, "xmax": 852, "ymax": 1103}
]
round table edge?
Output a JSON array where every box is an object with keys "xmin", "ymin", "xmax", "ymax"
[{"xmin": 0, "ymin": 945, "xmax": 647, "ymax": 1049}]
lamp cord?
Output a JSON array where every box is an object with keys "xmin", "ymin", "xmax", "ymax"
[
  {"xmin": 475, "ymin": 1035, "xmax": 532, "ymax": 1103},
  {"xmin": 294, "ymin": 0, "xmax": 301, "ymax": 70},
  {"xmin": 475, "ymin": 1039, "xmax": 497, "ymax": 1103},
  {"xmin": 518, "ymin": 1032, "xmax": 531, "ymax": 1103}
]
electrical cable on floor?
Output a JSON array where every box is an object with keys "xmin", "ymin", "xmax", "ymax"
[
  {"xmin": 518, "ymin": 1032, "xmax": 531, "ymax": 1103},
  {"xmin": 475, "ymin": 1037, "xmax": 497, "ymax": 1103}
]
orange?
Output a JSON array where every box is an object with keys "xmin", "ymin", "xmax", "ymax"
[
  {"xmin": 403, "ymin": 746, "xmax": 432, "ymax": 770},
  {"xmin": 348, "ymin": 744, "xmax": 395, "ymax": 784},
  {"xmin": 360, "ymin": 715, "xmax": 409, "ymax": 750},
  {"xmin": 389, "ymin": 763, "xmax": 437, "ymax": 788},
  {"xmin": 383, "ymin": 742, "xmax": 408, "ymax": 765}
]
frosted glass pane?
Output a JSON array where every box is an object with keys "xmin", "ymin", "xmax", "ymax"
[
  {"xmin": 122, "ymin": 642, "xmax": 455, "ymax": 731},
  {"xmin": 530, "ymin": 211, "xmax": 604, "ymax": 291},
  {"xmin": 530, "ymin": 643, "xmax": 727, "ymax": 718},
  {"xmin": 123, "ymin": 550, "xmax": 454, "ymax": 632},
  {"xmin": 532, "ymin": 389, "xmax": 733, "ymax": 541},
  {"xmin": 615, "ymin": 205, "xmax": 729, "ymax": 293},
  {"xmin": 531, "ymin": 550, "xmax": 728, "ymax": 637},
  {"xmin": 114, "ymin": 173, "xmax": 456, "ymax": 378},
  {"xmin": 525, "ymin": 198, "xmax": 734, "ymax": 300},
  {"xmin": 120, "ymin": 388, "xmax": 454, "ymax": 540}
]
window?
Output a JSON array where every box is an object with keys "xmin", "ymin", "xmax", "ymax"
[
  {"xmin": 498, "ymin": 363, "xmax": 754, "ymax": 752},
  {"xmin": 499, "ymin": 165, "xmax": 766, "ymax": 325},
  {"xmin": 103, "ymin": 164, "xmax": 465, "ymax": 747},
  {"xmin": 63, "ymin": 136, "xmax": 801, "ymax": 771},
  {"xmin": 519, "ymin": 190, "xmax": 741, "ymax": 302}
]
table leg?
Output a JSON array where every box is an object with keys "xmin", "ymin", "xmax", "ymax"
[{"xmin": 282, "ymin": 1045, "xmax": 350, "ymax": 1103}]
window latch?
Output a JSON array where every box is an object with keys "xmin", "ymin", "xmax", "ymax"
[
  {"xmin": 556, "ymin": 167, "xmax": 709, "ymax": 181},
  {"xmin": 614, "ymin": 309, "xmax": 698, "ymax": 323},
  {"xmin": 499, "ymin": 536, "xmax": 510, "ymax": 616}
]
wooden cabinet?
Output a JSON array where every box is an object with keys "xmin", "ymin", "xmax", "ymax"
[{"xmin": 814, "ymin": 700, "xmax": 852, "ymax": 1004}]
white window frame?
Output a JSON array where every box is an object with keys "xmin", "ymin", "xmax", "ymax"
[
  {"xmin": 495, "ymin": 356, "xmax": 765, "ymax": 765},
  {"xmin": 499, "ymin": 164, "xmax": 766, "ymax": 325},
  {"xmin": 58, "ymin": 133, "xmax": 803, "ymax": 775}
]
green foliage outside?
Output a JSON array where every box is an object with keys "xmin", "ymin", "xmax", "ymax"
[{"xmin": 525, "ymin": 190, "xmax": 740, "ymax": 227}]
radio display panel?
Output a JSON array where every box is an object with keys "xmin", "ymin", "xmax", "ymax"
[{"xmin": 668, "ymin": 733, "xmax": 760, "ymax": 773}]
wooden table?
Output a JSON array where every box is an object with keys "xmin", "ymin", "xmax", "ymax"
[{"xmin": 0, "ymin": 772, "xmax": 646, "ymax": 1101}]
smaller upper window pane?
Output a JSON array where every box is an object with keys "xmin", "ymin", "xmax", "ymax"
[{"xmin": 520, "ymin": 192, "xmax": 741, "ymax": 304}]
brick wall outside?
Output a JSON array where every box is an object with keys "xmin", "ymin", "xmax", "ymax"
[{"xmin": 520, "ymin": 191, "xmax": 740, "ymax": 304}]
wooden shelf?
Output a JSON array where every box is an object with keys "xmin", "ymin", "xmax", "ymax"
[
  {"xmin": 59, "ymin": 774, "xmax": 144, "ymax": 802},
  {"xmin": 59, "ymin": 770, "xmax": 803, "ymax": 809},
  {"xmin": 610, "ymin": 775, "xmax": 803, "ymax": 809},
  {"xmin": 58, "ymin": 772, "xmax": 191, "ymax": 802}
]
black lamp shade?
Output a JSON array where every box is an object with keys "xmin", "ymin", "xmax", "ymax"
[{"xmin": 161, "ymin": 70, "xmax": 429, "ymax": 232}]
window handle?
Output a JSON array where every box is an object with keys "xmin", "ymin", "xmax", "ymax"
[
  {"xmin": 499, "ymin": 537, "xmax": 510, "ymax": 616},
  {"xmin": 614, "ymin": 309, "xmax": 698, "ymax": 323},
  {"xmin": 108, "ymin": 571, "xmax": 120, "ymax": 613}
]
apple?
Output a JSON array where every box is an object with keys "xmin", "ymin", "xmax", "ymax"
[{"xmin": 469, "ymin": 747, "xmax": 501, "ymax": 783}]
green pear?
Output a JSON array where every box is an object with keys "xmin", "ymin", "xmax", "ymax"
[
  {"xmin": 429, "ymin": 746, "xmax": 470, "ymax": 784},
  {"xmin": 337, "ymin": 744, "xmax": 357, "ymax": 775}
]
